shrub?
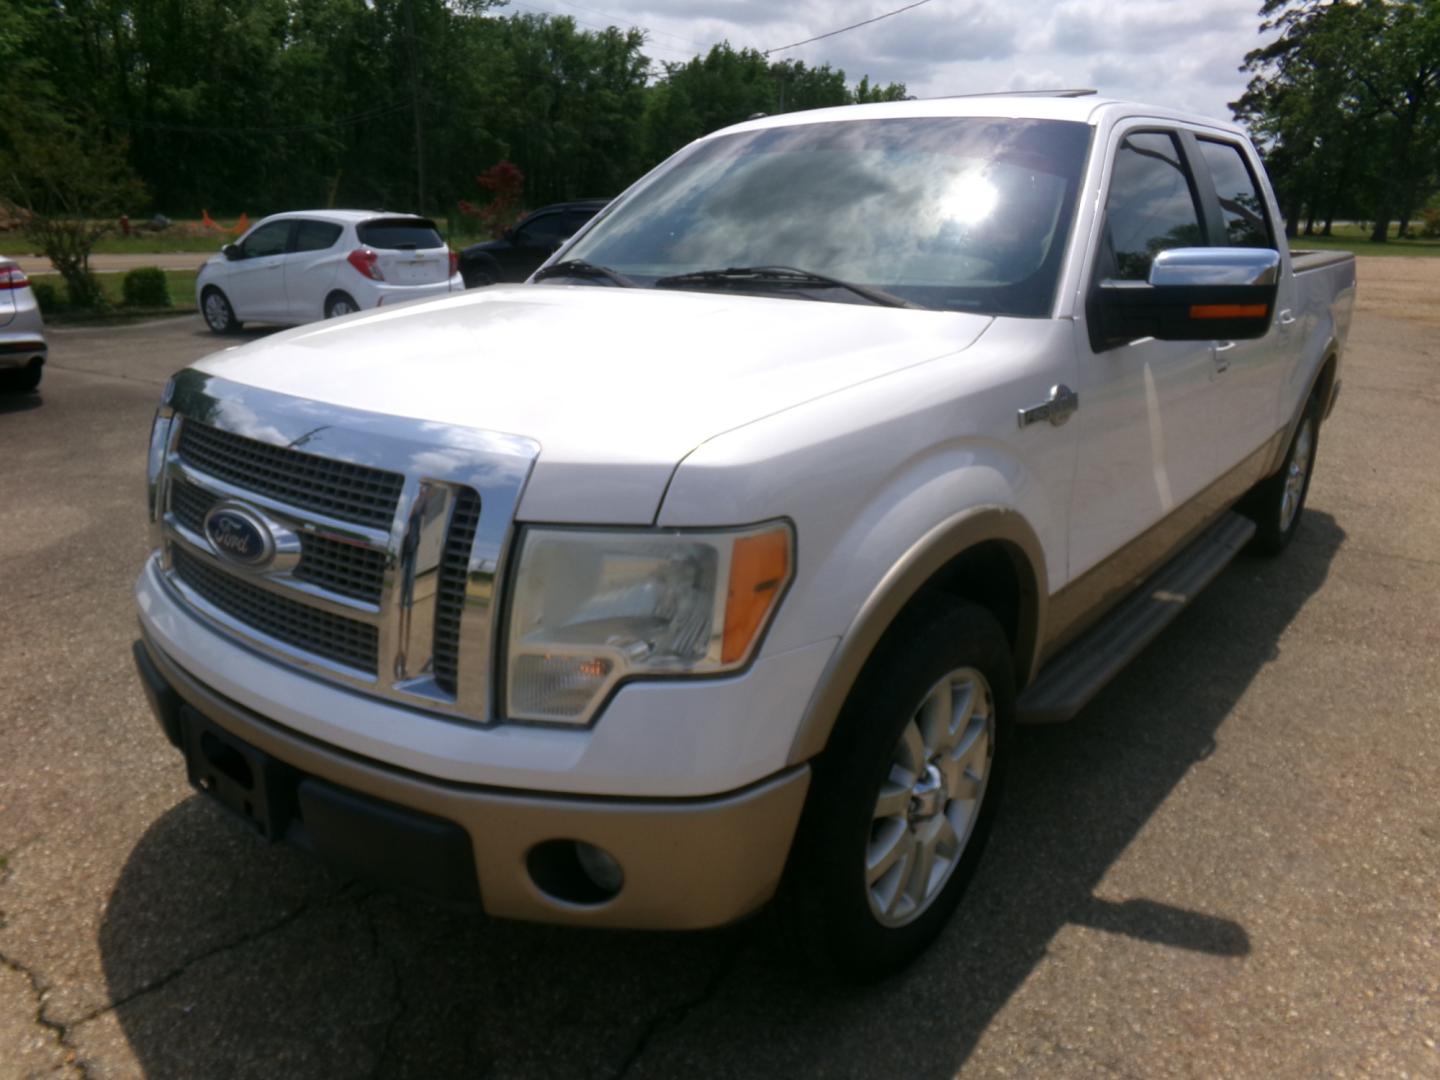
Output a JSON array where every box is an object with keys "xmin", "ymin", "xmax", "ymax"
[
  {"xmin": 459, "ymin": 161, "xmax": 526, "ymax": 239},
  {"xmin": 30, "ymin": 280, "xmax": 59, "ymax": 313},
  {"xmin": 122, "ymin": 266, "xmax": 171, "ymax": 307},
  {"xmin": 64, "ymin": 271, "xmax": 106, "ymax": 310},
  {"xmin": 1420, "ymin": 208, "xmax": 1440, "ymax": 239}
]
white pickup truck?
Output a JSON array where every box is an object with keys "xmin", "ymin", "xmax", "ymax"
[{"xmin": 134, "ymin": 93, "xmax": 1355, "ymax": 978}]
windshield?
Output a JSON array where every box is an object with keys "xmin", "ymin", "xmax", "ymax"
[{"xmin": 562, "ymin": 116, "xmax": 1092, "ymax": 316}]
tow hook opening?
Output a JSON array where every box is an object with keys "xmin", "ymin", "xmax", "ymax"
[{"xmin": 526, "ymin": 840, "xmax": 624, "ymax": 906}]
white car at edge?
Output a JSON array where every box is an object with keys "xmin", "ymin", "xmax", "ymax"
[{"xmin": 195, "ymin": 210, "xmax": 462, "ymax": 333}]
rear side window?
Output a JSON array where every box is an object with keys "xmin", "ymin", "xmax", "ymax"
[
  {"xmin": 561, "ymin": 209, "xmax": 598, "ymax": 234},
  {"xmin": 294, "ymin": 220, "xmax": 343, "ymax": 252},
  {"xmin": 1103, "ymin": 132, "xmax": 1206, "ymax": 281},
  {"xmin": 356, "ymin": 218, "xmax": 444, "ymax": 250},
  {"xmin": 1198, "ymin": 139, "xmax": 1273, "ymax": 248}
]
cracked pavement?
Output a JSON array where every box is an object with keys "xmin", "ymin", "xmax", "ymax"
[{"xmin": 2, "ymin": 260, "xmax": 1439, "ymax": 1078}]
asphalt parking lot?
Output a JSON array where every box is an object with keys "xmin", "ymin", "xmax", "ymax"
[{"xmin": 2, "ymin": 259, "xmax": 1437, "ymax": 1079}]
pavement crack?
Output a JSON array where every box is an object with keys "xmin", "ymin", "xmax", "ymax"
[
  {"xmin": 70, "ymin": 887, "xmax": 350, "ymax": 1028},
  {"xmin": 359, "ymin": 895, "xmax": 405, "ymax": 1080},
  {"xmin": 0, "ymin": 947, "xmax": 92, "ymax": 1079},
  {"xmin": 607, "ymin": 945, "xmax": 742, "ymax": 1080}
]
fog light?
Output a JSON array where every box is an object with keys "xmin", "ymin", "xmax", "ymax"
[
  {"xmin": 526, "ymin": 839, "xmax": 624, "ymax": 905},
  {"xmin": 575, "ymin": 841, "xmax": 624, "ymax": 895}
]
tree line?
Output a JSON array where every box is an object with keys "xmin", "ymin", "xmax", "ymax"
[
  {"xmin": 1233, "ymin": 0, "xmax": 1440, "ymax": 240},
  {"xmin": 0, "ymin": 0, "xmax": 906, "ymax": 224}
]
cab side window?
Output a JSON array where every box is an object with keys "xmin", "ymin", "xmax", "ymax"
[
  {"xmin": 294, "ymin": 220, "xmax": 343, "ymax": 252},
  {"xmin": 240, "ymin": 220, "xmax": 292, "ymax": 258},
  {"xmin": 514, "ymin": 213, "xmax": 567, "ymax": 249},
  {"xmin": 1197, "ymin": 139, "xmax": 1273, "ymax": 248},
  {"xmin": 1102, "ymin": 132, "xmax": 1206, "ymax": 281}
]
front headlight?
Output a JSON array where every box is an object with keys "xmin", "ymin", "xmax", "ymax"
[
  {"xmin": 146, "ymin": 408, "xmax": 173, "ymax": 522},
  {"xmin": 504, "ymin": 521, "xmax": 793, "ymax": 724}
]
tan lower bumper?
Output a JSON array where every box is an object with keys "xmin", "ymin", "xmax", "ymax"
[{"xmin": 139, "ymin": 634, "xmax": 811, "ymax": 930}]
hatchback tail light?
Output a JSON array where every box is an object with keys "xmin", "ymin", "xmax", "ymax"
[
  {"xmin": 0, "ymin": 262, "xmax": 30, "ymax": 290},
  {"xmin": 448, "ymin": 248, "xmax": 459, "ymax": 278},
  {"xmin": 347, "ymin": 248, "xmax": 384, "ymax": 281}
]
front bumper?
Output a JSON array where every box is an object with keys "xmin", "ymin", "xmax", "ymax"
[{"xmin": 134, "ymin": 632, "xmax": 810, "ymax": 929}]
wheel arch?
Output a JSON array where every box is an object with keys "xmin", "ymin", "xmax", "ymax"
[
  {"xmin": 786, "ymin": 506, "xmax": 1046, "ymax": 765},
  {"xmin": 1267, "ymin": 342, "xmax": 1340, "ymax": 477},
  {"xmin": 324, "ymin": 289, "xmax": 358, "ymax": 315}
]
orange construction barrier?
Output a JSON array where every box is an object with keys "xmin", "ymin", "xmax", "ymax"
[{"xmin": 201, "ymin": 210, "xmax": 251, "ymax": 235}]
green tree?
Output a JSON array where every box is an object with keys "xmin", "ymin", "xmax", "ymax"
[{"xmin": 1236, "ymin": 0, "xmax": 1440, "ymax": 242}]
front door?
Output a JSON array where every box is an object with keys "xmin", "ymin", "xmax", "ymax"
[
  {"xmin": 1067, "ymin": 128, "xmax": 1220, "ymax": 586},
  {"xmin": 226, "ymin": 220, "xmax": 294, "ymax": 321}
]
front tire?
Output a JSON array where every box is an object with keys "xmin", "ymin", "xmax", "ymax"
[
  {"xmin": 774, "ymin": 599, "xmax": 1014, "ymax": 981},
  {"xmin": 201, "ymin": 288, "xmax": 241, "ymax": 334}
]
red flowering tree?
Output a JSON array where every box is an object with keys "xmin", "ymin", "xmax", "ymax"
[{"xmin": 459, "ymin": 161, "xmax": 526, "ymax": 239}]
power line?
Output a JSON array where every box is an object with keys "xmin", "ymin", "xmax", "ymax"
[
  {"xmin": 120, "ymin": 101, "xmax": 412, "ymax": 136},
  {"xmin": 763, "ymin": 0, "xmax": 934, "ymax": 56}
]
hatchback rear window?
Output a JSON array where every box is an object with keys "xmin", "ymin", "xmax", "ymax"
[{"xmin": 356, "ymin": 218, "xmax": 445, "ymax": 250}]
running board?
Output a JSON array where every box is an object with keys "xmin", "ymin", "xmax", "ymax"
[{"xmin": 1017, "ymin": 511, "xmax": 1256, "ymax": 724}]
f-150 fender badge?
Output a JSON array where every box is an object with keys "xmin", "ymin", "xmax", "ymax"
[{"xmin": 1018, "ymin": 384, "xmax": 1080, "ymax": 429}]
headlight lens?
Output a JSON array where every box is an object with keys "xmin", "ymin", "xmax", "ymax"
[
  {"xmin": 504, "ymin": 521, "xmax": 793, "ymax": 724},
  {"xmin": 146, "ymin": 408, "xmax": 173, "ymax": 522}
]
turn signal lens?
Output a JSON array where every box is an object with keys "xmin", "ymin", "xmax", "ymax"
[
  {"xmin": 723, "ymin": 527, "xmax": 790, "ymax": 663},
  {"xmin": 1189, "ymin": 303, "xmax": 1268, "ymax": 319}
]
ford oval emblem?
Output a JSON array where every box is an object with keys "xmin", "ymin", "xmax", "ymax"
[{"xmin": 202, "ymin": 502, "xmax": 276, "ymax": 569}]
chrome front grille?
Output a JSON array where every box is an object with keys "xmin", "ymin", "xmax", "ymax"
[
  {"xmin": 152, "ymin": 372, "xmax": 540, "ymax": 723},
  {"xmin": 177, "ymin": 419, "xmax": 405, "ymax": 530},
  {"xmin": 433, "ymin": 488, "xmax": 481, "ymax": 695},
  {"xmin": 170, "ymin": 545, "xmax": 379, "ymax": 673},
  {"xmin": 170, "ymin": 478, "xmax": 387, "ymax": 604}
]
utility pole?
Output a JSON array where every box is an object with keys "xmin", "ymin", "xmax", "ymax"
[{"xmin": 402, "ymin": 0, "xmax": 426, "ymax": 211}]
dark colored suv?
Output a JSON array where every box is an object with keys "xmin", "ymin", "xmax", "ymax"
[{"xmin": 459, "ymin": 200, "xmax": 610, "ymax": 288}]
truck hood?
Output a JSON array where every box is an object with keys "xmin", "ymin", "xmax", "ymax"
[{"xmin": 193, "ymin": 284, "xmax": 993, "ymax": 522}]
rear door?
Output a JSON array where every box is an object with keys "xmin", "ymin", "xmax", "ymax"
[
  {"xmin": 1192, "ymin": 136, "xmax": 1297, "ymax": 470},
  {"xmin": 225, "ymin": 220, "xmax": 294, "ymax": 320},
  {"xmin": 356, "ymin": 218, "xmax": 449, "ymax": 287},
  {"xmin": 284, "ymin": 219, "xmax": 345, "ymax": 321}
]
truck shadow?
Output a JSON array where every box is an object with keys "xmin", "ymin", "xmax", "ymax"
[{"xmin": 98, "ymin": 512, "xmax": 1345, "ymax": 1079}]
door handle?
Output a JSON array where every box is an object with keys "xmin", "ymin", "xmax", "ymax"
[
  {"xmin": 1017, "ymin": 384, "xmax": 1079, "ymax": 429},
  {"xmin": 1278, "ymin": 308, "xmax": 1297, "ymax": 326},
  {"xmin": 1214, "ymin": 341, "xmax": 1236, "ymax": 374}
]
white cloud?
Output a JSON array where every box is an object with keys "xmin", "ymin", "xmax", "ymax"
[{"xmin": 519, "ymin": 0, "xmax": 1277, "ymax": 124}]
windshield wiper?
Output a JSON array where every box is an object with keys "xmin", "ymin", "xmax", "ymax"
[
  {"xmin": 652, "ymin": 265, "xmax": 919, "ymax": 309},
  {"xmin": 532, "ymin": 259, "xmax": 636, "ymax": 288}
]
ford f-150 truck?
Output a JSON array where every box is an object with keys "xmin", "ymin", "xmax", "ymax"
[{"xmin": 133, "ymin": 93, "xmax": 1355, "ymax": 978}]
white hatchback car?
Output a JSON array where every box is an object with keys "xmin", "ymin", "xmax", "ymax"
[
  {"xmin": 0, "ymin": 256, "xmax": 47, "ymax": 392},
  {"xmin": 196, "ymin": 210, "xmax": 462, "ymax": 333}
]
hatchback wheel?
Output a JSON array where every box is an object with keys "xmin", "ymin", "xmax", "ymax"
[
  {"xmin": 201, "ymin": 288, "xmax": 241, "ymax": 334},
  {"xmin": 325, "ymin": 292, "xmax": 359, "ymax": 318}
]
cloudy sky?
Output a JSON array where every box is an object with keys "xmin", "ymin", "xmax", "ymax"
[{"xmin": 505, "ymin": 0, "xmax": 1275, "ymax": 125}]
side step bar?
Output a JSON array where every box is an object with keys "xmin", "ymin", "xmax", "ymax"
[{"xmin": 1017, "ymin": 511, "xmax": 1256, "ymax": 724}]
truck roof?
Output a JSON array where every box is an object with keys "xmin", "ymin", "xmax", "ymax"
[{"xmin": 713, "ymin": 94, "xmax": 1247, "ymax": 140}]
